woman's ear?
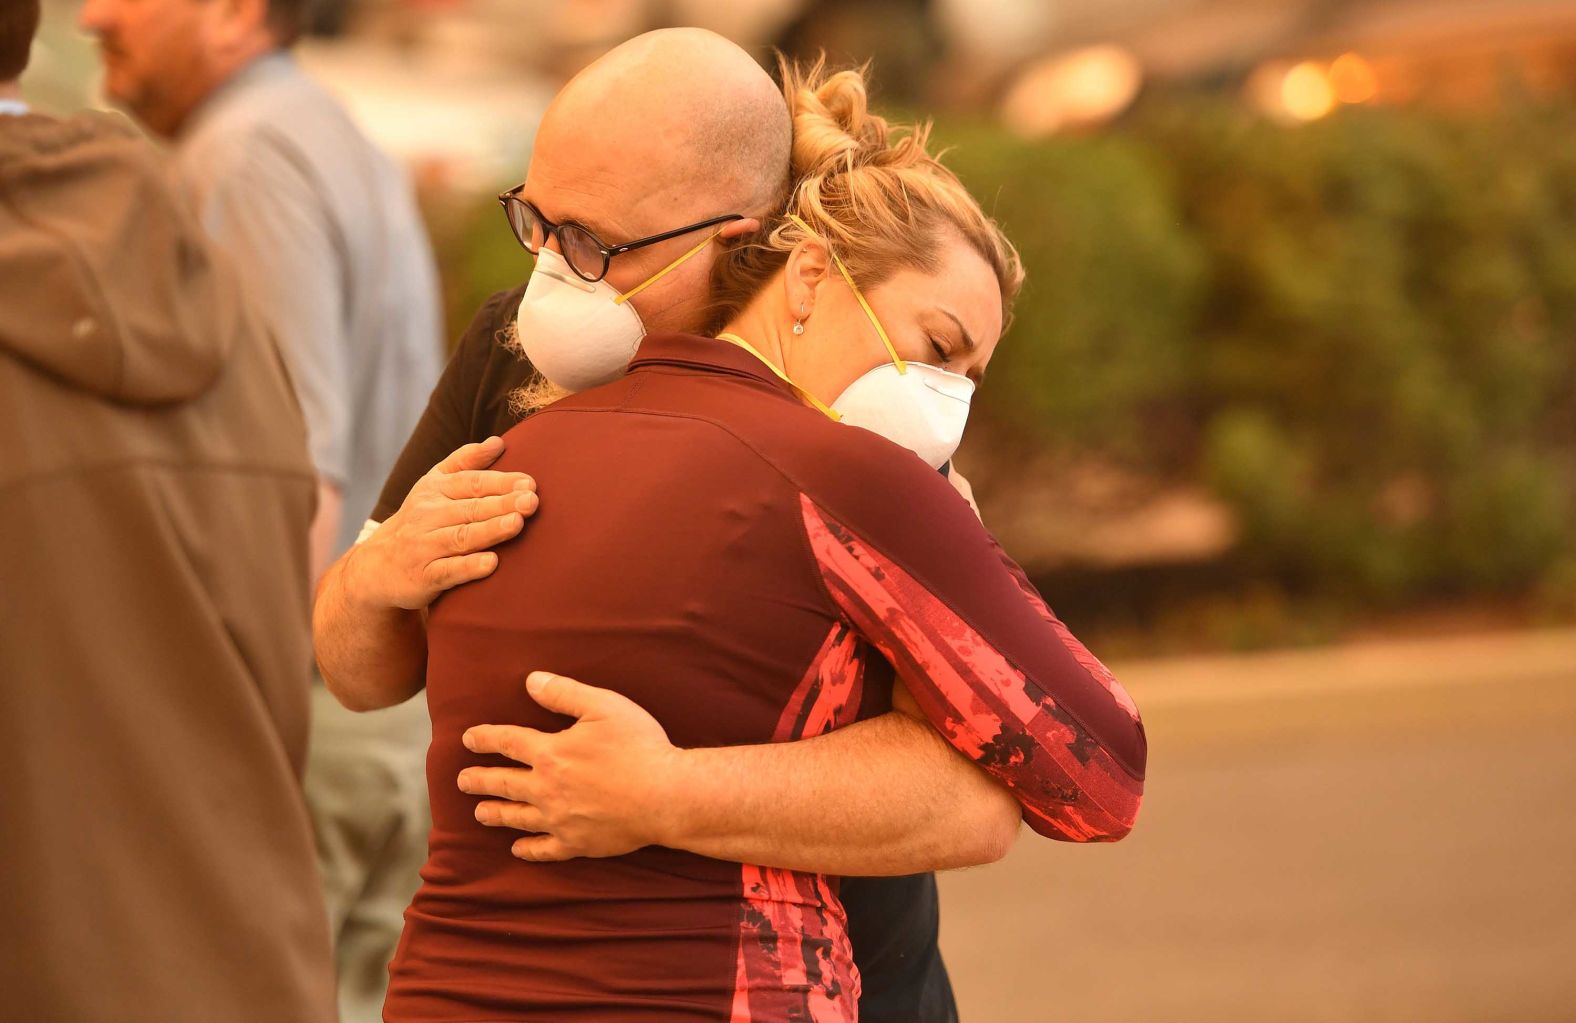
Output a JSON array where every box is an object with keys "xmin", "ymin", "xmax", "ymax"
[{"xmin": 783, "ymin": 237, "xmax": 831, "ymax": 319}]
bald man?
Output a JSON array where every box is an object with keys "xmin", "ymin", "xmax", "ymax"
[{"xmin": 314, "ymin": 30, "xmax": 1012, "ymax": 1023}]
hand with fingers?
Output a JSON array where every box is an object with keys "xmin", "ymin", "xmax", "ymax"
[
  {"xmin": 348, "ymin": 436, "xmax": 540, "ymax": 611},
  {"xmin": 457, "ymin": 671, "xmax": 685, "ymax": 862}
]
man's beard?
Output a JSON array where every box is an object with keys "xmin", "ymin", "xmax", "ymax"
[
  {"xmin": 501, "ymin": 320, "xmax": 573, "ymax": 416},
  {"xmin": 99, "ymin": 43, "xmax": 179, "ymax": 137}
]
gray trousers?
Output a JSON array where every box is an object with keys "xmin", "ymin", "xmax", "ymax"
[{"xmin": 304, "ymin": 685, "xmax": 431, "ymax": 1023}]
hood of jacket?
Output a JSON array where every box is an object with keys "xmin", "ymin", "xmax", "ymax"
[{"xmin": 0, "ymin": 111, "xmax": 238, "ymax": 405}]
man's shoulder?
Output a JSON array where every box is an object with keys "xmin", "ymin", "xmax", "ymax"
[
  {"xmin": 179, "ymin": 61, "xmax": 368, "ymax": 180},
  {"xmin": 0, "ymin": 110, "xmax": 145, "ymax": 171},
  {"xmin": 579, "ymin": 355, "xmax": 953, "ymax": 519},
  {"xmin": 459, "ymin": 283, "xmax": 530, "ymax": 365},
  {"xmin": 711, "ymin": 397, "xmax": 969, "ymax": 556},
  {"xmin": 367, "ymin": 283, "xmax": 532, "ymax": 521},
  {"xmin": 207, "ymin": 54, "xmax": 344, "ymax": 126},
  {"xmin": 713, "ymin": 387, "xmax": 948, "ymax": 498},
  {"xmin": 176, "ymin": 103, "xmax": 308, "ymax": 196},
  {"xmin": 481, "ymin": 283, "xmax": 529, "ymax": 333},
  {"xmin": 439, "ymin": 283, "xmax": 534, "ymax": 434}
]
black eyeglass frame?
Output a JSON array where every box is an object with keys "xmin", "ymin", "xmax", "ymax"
[{"xmin": 497, "ymin": 184, "xmax": 743, "ymax": 284}]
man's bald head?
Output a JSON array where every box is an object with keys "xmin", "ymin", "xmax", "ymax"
[
  {"xmin": 519, "ymin": 28, "xmax": 791, "ymax": 335},
  {"xmin": 532, "ymin": 29, "xmax": 789, "ymax": 233}
]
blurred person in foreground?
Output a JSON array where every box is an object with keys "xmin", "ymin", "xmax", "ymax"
[
  {"xmin": 0, "ymin": 2, "xmax": 334, "ymax": 1020},
  {"xmin": 367, "ymin": 55, "xmax": 1146, "ymax": 1020},
  {"xmin": 77, "ymin": 1, "xmax": 444, "ymax": 1020},
  {"xmin": 314, "ymin": 29, "xmax": 997, "ymax": 1022}
]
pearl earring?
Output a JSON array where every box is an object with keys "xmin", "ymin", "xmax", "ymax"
[{"xmin": 792, "ymin": 301, "xmax": 807, "ymax": 335}]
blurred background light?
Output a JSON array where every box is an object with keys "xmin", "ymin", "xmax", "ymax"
[
  {"xmin": 1279, "ymin": 60, "xmax": 1336, "ymax": 121},
  {"xmin": 668, "ymin": 0, "xmax": 805, "ymax": 46},
  {"xmin": 935, "ymin": 0, "xmax": 1060, "ymax": 64},
  {"xmin": 1327, "ymin": 51, "xmax": 1378, "ymax": 104},
  {"xmin": 1001, "ymin": 44, "xmax": 1144, "ymax": 137}
]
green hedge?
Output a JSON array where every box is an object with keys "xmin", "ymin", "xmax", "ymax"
[
  {"xmin": 936, "ymin": 98, "xmax": 1576, "ymax": 603},
  {"xmin": 433, "ymin": 96, "xmax": 1576, "ymax": 606}
]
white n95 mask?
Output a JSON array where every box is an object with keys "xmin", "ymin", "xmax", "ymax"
[
  {"xmin": 794, "ymin": 213, "xmax": 975, "ymax": 469},
  {"xmin": 514, "ymin": 248, "xmax": 646, "ymax": 392},
  {"xmin": 719, "ymin": 214, "xmax": 978, "ymax": 470},
  {"xmin": 718, "ymin": 323, "xmax": 976, "ymax": 471},
  {"xmin": 832, "ymin": 361, "xmax": 975, "ymax": 470},
  {"xmin": 515, "ymin": 227, "xmax": 726, "ymax": 392}
]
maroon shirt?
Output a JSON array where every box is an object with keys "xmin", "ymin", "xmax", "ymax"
[{"xmin": 385, "ymin": 332, "xmax": 1147, "ymax": 1022}]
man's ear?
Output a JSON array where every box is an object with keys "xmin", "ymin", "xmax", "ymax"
[
  {"xmin": 716, "ymin": 218, "xmax": 760, "ymax": 241},
  {"xmin": 211, "ymin": 0, "xmax": 273, "ymax": 50}
]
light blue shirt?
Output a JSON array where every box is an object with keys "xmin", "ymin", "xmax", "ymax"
[
  {"xmin": 0, "ymin": 99, "xmax": 29, "ymax": 116},
  {"xmin": 171, "ymin": 53, "xmax": 442, "ymax": 558}
]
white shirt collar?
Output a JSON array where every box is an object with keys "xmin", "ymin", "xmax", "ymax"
[{"xmin": 0, "ymin": 99, "xmax": 30, "ymax": 117}]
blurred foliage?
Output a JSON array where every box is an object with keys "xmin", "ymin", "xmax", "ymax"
[
  {"xmin": 423, "ymin": 192, "xmax": 535, "ymax": 341},
  {"xmin": 935, "ymin": 98, "xmax": 1576, "ymax": 606},
  {"xmin": 937, "ymin": 122, "xmax": 1208, "ymax": 463},
  {"xmin": 432, "ymin": 95, "xmax": 1576, "ymax": 613}
]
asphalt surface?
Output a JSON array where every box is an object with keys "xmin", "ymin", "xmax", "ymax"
[{"xmin": 937, "ymin": 628, "xmax": 1576, "ymax": 1022}]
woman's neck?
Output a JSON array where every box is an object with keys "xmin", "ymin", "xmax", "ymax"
[
  {"xmin": 720, "ymin": 303, "xmax": 792, "ymax": 374},
  {"xmin": 719, "ymin": 302, "xmax": 825, "ymax": 413}
]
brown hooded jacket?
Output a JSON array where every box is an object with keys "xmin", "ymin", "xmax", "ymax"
[{"xmin": 0, "ymin": 112, "xmax": 334, "ymax": 1023}]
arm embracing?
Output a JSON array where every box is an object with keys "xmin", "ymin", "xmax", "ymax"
[
  {"xmin": 460, "ymin": 674, "xmax": 1019, "ymax": 873},
  {"xmin": 657, "ymin": 680, "xmax": 1021, "ymax": 874},
  {"xmin": 313, "ymin": 542, "xmax": 431, "ymax": 711},
  {"xmin": 313, "ymin": 437, "xmax": 539, "ymax": 711},
  {"xmin": 803, "ymin": 490, "xmax": 1147, "ymax": 843},
  {"xmin": 313, "ymin": 292, "xmax": 537, "ymax": 711}
]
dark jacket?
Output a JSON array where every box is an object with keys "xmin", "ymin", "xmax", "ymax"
[{"xmin": 0, "ymin": 111, "xmax": 334, "ymax": 1023}]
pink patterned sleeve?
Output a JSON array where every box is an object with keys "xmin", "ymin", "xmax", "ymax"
[{"xmin": 800, "ymin": 493, "xmax": 1145, "ymax": 842}]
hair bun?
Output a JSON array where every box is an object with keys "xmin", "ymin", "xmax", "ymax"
[
  {"xmin": 702, "ymin": 54, "xmax": 1022, "ymax": 339},
  {"xmin": 781, "ymin": 57, "xmax": 943, "ymax": 211},
  {"xmin": 787, "ymin": 64, "xmax": 880, "ymax": 178}
]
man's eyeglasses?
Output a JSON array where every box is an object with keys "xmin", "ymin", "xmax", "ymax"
[{"xmin": 497, "ymin": 185, "xmax": 743, "ymax": 284}]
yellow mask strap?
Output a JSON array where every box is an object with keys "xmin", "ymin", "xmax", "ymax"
[
  {"xmin": 785, "ymin": 213, "xmax": 908, "ymax": 375},
  {"xmin": 614, "ymin": 229, "xmax": 725, "ymax": 305},
  {"xmin": 717, "ymin": 332, "xmax": 842, "ymax": 422}
]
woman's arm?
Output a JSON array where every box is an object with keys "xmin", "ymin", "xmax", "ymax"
[{"xmin": 800, "ymin": 487, "xmax": 1147, "ymax": 842}]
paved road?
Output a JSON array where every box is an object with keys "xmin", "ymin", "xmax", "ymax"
[{"xmin": 938, "ymin": 629, "xmax": 1576, "ymax": 1022}]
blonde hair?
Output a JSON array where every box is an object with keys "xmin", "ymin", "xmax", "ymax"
[{"xmin": 707, "ymin": 56, "xmax": 1024, "ymax": 334}]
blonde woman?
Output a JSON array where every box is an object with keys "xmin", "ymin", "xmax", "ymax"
[{"xmin": 383, "ymin": 61, "xmax": 1147, "ymax": 1022}]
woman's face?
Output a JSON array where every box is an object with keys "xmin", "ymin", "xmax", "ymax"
[{"xmin": 793, "ymin": 231, "xmax": 1006, "ymax": 406}]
